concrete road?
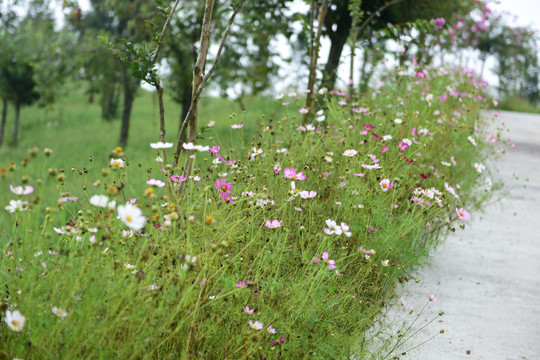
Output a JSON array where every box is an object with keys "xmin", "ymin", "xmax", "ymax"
[{"xmin": 392, "ymin": 111, "xmax": 540, "ymax": 360}]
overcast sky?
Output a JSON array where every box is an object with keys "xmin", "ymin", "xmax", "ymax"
[{"xmin": 492, "ymin": 0, "xmax": 540, "ymax": 34}]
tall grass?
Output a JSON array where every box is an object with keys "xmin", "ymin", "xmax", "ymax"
[{"xmin": 0, "ymin": 67, "xmax": 507, "ymax": 359}]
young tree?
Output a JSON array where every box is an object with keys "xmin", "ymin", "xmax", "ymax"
[{"xmin": 0, "ymin": 0, "xmax": 72, "ymax": 146}]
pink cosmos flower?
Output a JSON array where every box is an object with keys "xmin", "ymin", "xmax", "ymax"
[
  {"xmin": 321, "ymin": 252, "xmax": 337, "ymax": 270},
  {"xmin": 416, "ymin": 71, "xmax": 426, "ymax": 78},
  {"xmin": 215, "ymin": 179, "xmax": 232, "ymax": 193},
  {"xmin": 208, "ymin": 146, "xmax": 220, "ymax": 154},
  {"xmin": 456, "ymin": 207, "xmax": 470, "ymax": 220},
  {"xmin": 298, "ymin": 108, "xmax": 309, "ymax": 114},
  {"xmin": 327, "ymin": 259, "xmax": 336, "ymax": 270},
  {"xmin": 359, "ymin": 130, "xmax": 369, "ymax": 135},
  {"xmin": 363, "ymin": 124, "xmax": 375, "ymax": 131},
  {"xmin": 265, "ymin": 220, "xmax": 281, "ymax": 228},
  {"xmin": 171, "ymin": 174, "xmax": 186, "ymax": 183},
  {"xmin": 379, "ymin": 179, "xmax": 394, "ymax": 191},
  {"xmin": 412, "ymin": 128, "xmax": 418, "ymax": 137},
  {"xmin": 358, "ymin": 246, "xmax": 375, "ymax": 255},
  {"xmin": 273, "ymin": 163, "xmax": 281, "ymax": 174},
  {"xmin": 381, "ymin": 145, "xmax": 388, "ymax": 153},
  {"xmin": 231, "ymin": 124, "xmax": 243, "ymax": 129},
  {"xmin": 236, "ymin": 281, "xmax": 247, "ymax": 288},
  {"xmin": 57, "ymin": 196, "xmax": 78, "ymax": 203},
  {"xmin": 243, "ymin": 306, "xmax": 255, "ymax": 314},
  {"xmin": 397, "ymin": 142, "xmax": 409, "ymax": 151},
  {"xmin": 269, "ymin": 337, "xmax": 286, "ymax": 345},
  {"xmin": 372, "ymin": 132, "xmax": 382, "ymax": 141},
  {"xmin": 283, "ymin": 168, "xmax": 306, "ymax": 181},
  {"xmin": 9, "ymin": 184, "xmax": 34, "ymax": 195},
  {"xmin": 299, "ymin": 190, "xmax": 316, "ymax": 199},
  {"xmin": 430, "ymin": 17, "xmax": 445, "ymax": 31},
  {"xmin": 428, "ymin": 293, "xmax": 439, "ymax": 302}
]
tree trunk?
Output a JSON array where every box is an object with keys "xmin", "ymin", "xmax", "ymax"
[
  {"xmin": 359, "ymin": 46, "xmax": 369, "ymax": 93},
  {"xmin": 101, "ymin": 81, "xmax": 119, "ymax": 121},
  {"xmin": 177, "ymin": 87, "xmax": 192, "ymax": 143},
  {"xmin": 304, "ymin": 0, "xmax": 329, "ymax": 122},
  {"xmin": 118, "ymin": 65, "xmax": 137, "ymax": 147},
  {"xmin": 0, "ymin": 98, "xmax": 7, "ymax": 147},
  {"xmin": 181, "ymin": 0, "xmax": 215, "ymax": 177},
  {"xmin": 11, "ymin": 102, "xmax": 20, "ymax": 148},
  {"xmin": 322, "ymin": 9, "xmax": 352, "ymax": 91}
]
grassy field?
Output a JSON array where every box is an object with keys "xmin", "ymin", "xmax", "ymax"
[{"xmin": 0, "ymin": 84, "xmax": 286, "ymax": 166}]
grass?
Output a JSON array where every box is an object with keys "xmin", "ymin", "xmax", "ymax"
[
  {"xmin": 0, "ymin": 68, "xmax": 508, "ymax": 359},
  {"xmin": 496, "ymin": 96, "xmax": 540, "ymax": 114}
]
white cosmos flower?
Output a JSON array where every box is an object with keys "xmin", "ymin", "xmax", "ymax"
[
  {"xmin": 4, "ymin": 310, "xmax": 25, "ymax": 332},
  {"xmin": 343, "ymin": 149, "xmax": 358, "ymax": 157},
  {"xmin": 117, "ymin": 204, "xmax": 146, "ymax": 231},
  {"xmin": 400, "ymin": 34, "xmax": 412, "ymax": 42},
  {"xmin": 110, "ymin": 158, "xmax": 125, "ymax": 168},
  {"xmin": 324, "ymin": 219, "xmax": 342, "ymax": 235},
  {"xmin": 150, "ymin": 142, "xmax": 173, "ymax": 149},
  {"xmin": 474, "ymin": 162, "xmax": 485, "ymax": 173},
  {"xmin": 89, "ymin": 195, "xmax": 109, "ymax": 208},
  {"xmin": 290, "ymin": 181, "xmax": 299, "ymax": 196},
  {"xmin": 52, "ymin": 306, "xmax": 68, "ymax": 318},
  {"xmin": 383, "ymin": 135, "xmax": 392, "ymax": 141},
  {"xmin": 394, "ymin": 118, "xmax": 403, "ymax": 124},
  {"xmin": 182, "ymin": 142, "xmax": 209, "ymax": 152},
  {"xmin": 468, "ymin": 136, "xmax": 477, "ymax": 146},
  {"xmin": 340, "ymin": 222, "xmax": 352, "ymax": 237},
  {"xmin": 423, "ymin": 189, "xmax": 435, "ymax": 199},
  {"xmin": 146, "ymin": 179, "xmax": 166, "ymax": 187},
  {"xmin": 248, "ymin": 320, "xmax": 263, "ymax": 330},
  {"xmin": 5, "ymin": 199, "xmax": 28, "ymax": 213}
]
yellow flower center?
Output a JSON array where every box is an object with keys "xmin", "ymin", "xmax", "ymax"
[
  {"xmin": 292, "ymin": 174, "xmax": 296, "ymax": 179},
  {"xmin": 113, "ymin": 161, "xmax": 120, "ymax": 167},
  {"xmin": 221, "ymin": 185, "xmax": 227, "ymax": 191},
  {"xmin": 57, "ymin": 310, "xmax": 62, "ymax": 315},
  {"xmin": 12, "ymin": 320, "xmax": 19, "ymax": 327},
  {"xmin": 115, "ymin": 147, "xmax": 122, "ymax": 152},
  {"xmin": 126, "ymin": 216, "xmax": 132, "ymax": 222}
]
